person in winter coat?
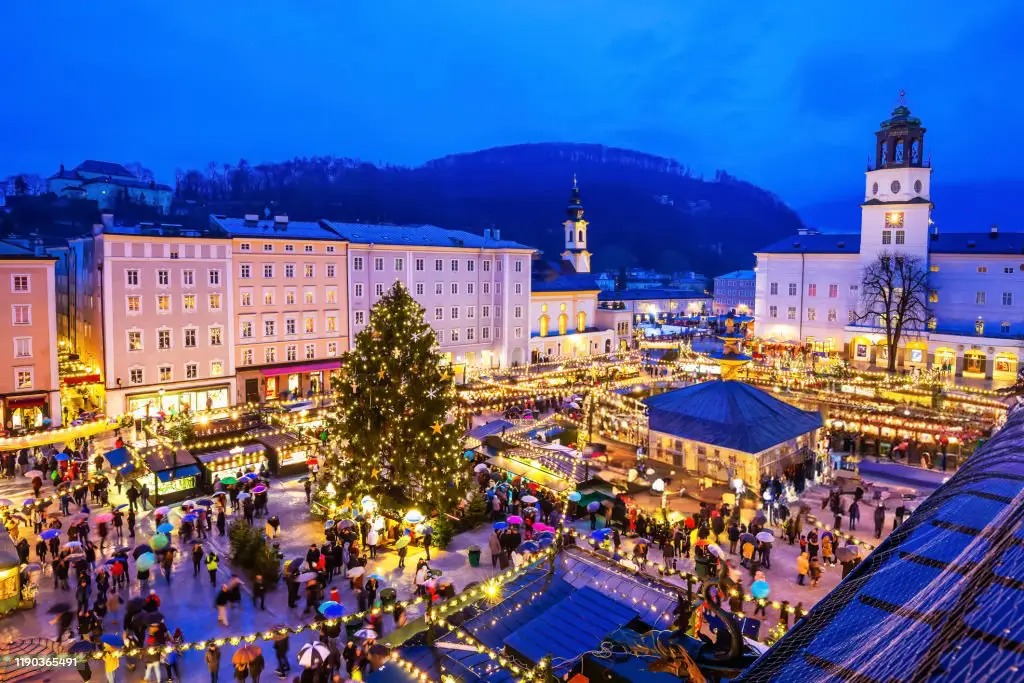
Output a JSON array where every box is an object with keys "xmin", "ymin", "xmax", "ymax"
[
  {"xmin": 809, "ymin": 556, "xmax": 823, "ymax": 587},
  {"xmin": 248, "ymin": 651, "xmax": 265, "ymax": 683},
  {"xmin": 796, "ymin": 552, "xmax": 809, "ymax": 585},
  {"xmin": 365, "ymin": 528, "xmax": 378, "ymax": 559},
  {"xmin": 662, "ymin": 539, "xmax": 676, "ymax": 571},
  {"xmin": 848, "ymin": 500, "xmax": 861, "ymax": 531},
  {"xmin": 273, "ymin": 634, "xmax": 290, "ymax": 677},
  {"xmin": 206, "ymin": 644, "xmax": 222, "ymax": 683},
  {"xmin": 874, "ymin": 504, "xmax": 887, "ymax": 539},
  {"xmin": 488, "ymin": 531, "xmax": 503, "ymax": 568},
  {"xmin": 821, "ymin": 534, "xmax": 835, "ymax": 566}
]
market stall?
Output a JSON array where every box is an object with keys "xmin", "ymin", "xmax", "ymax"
[
  {"xmin": 484, "ymin": 453, "xmax": 573, "ymax": 493},
  {"xmin": 250, "ymin": 428, "xmax": 312, "ymax": 476},
  {"xmin": 142, "ymin": 446, "xmax": 202, "ymax": 505},
  {"xmin": 195, "ymin": 443, "xmax": 268, "ymax": 486}
]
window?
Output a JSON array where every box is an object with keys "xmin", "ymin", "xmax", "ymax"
[
  {"xmin": 263, "ymin": 243, "xmax": 273, "ymax": 252},
  {"xmin": 326, "ymin": 264, "xmax": 335, "ymax": 278},
  {"xmin": 467, "ymin": 306, "xmax": 475, "ymax": 319},
  {"xmin": 285, "ymin": 244, "xmax": 294, "ymax": 253},
  {"xmin": 242, "ymin": 349, "xmax": 253, "ymax": 366},
  {"xmin": 435, "ymin": 259, "xmax": 443, "ymax": 271},
  {"xmin": 514, "ymin": 283, "xmax": 522, "ymax": 295},
  {"xmin": 304, "ymin": 245, "xmax": 314, "ymax": 253},
  {"xmin": 210, "ymin": 361, "xmax": 223, "ymax": 377},
  {"xmin": 304, "ymin": 290, "xmax": 315, "ymax": 304},
  {"xmin": 768, "ymin": 305, "xmax": 778, "ymax": 318},
  {"xmin": 828, "ymin": 284, "xmax": 838, "ymax": 298},
  {"xmin": 182, "ymin": 270, "xmax": 195, "ymax": 287},
  {"xmin": 326, "ymin": 316, "xmax": 338, "ymax": 332},
  {"xmin": 434, "ymin": 307, "xmax": 443, "ymax": 321},
  {"xmin": 451, "ymin": 307, "xmax": 459, "ymax": 320},
  {"xmin": 183, "ymin": 294, "xmax": 196, "ymax": 312},
  {"xmin": 285, "ymin": 288, "xmax": 296, "ymax": 305},
  {"xmin": 450, "ymin": 259, "xmax": 458, "ymax": 272},
  {"xmin": 415, "ymin": 258, "xmax": 424, "ymax": 271},
  {"xmin": 895, "ymin": 230, "xmax": 905, "ymax": 245},
  {"xmin": 827, "ymin": 309, "xmax": 837, "ymax": 322},
  {"xmin": 451, "ymin": 329, "xmax": 459, "ymax": 342},
  {"xmin": 304, "ymin": 317, "xmax": 315, "ymax": 333},
  {"xmin": 263, "ymin": 264, "xmax": 274, "ymax": 279},
  {"xmin": 1005, "ymin": 267, "xmax": 1015, "ymax": 274},
  {"xmin": 807, "ymin": 284, "xmax": 816, "ymax": 297},
  {"xmin": 374, "ymin": 257, "xmax": 384, "ymax": 271},
  {"xmin": 514, "ymin": 305, "xmax": 523, "ymax": 318},
  {"xmin": 186, "ymin": 363, "xmax": 197, "ymax": 379},
  {"xmin": 769, "ymin": 282, "xmax": 778, "ymax": 296},
  {"xmin": 208, "ymin": 269, "xmax": 221, "ymax": 286},
  {"xmin": 241, "ymin": 321, "xmax": 253, "ymax": 339},
  {"xmin": 929, "ymin": 290, "xmax": 939, "ymax": 303},
  {"xmin": 285, "ymin": 264, "xmax": 295, "ymax": 278},
  {"xmin": 130, "ymin": 368, "xmax": 143, "ymax": 385},
  {"xmin": 326, "ymin": 288, "xmax": 337, "ymax": 304},
  {"xmin": 930, "ymin": 264, "xmax": 940, "ymax": 273},
  {"xmin": 327, "ymin": 342, "xmax": 338, "ymax": 356},
  {"xmin": 1003, "ymin": 292, "xmax": 1013, "ymax": 306},
  {"xmin": 482, "ymin": 261, "xmax": 490, "ymax": 272},
  {"xmin": 482, "ymin": 327, "xmax": 490, "ymax": 339},
  {"xmin": 240, "ymin": 290, "xmax": 252, "ymax": 307},
  {"xmin": 415, "ymin": 283, "xmax": 424, "ymax": 295},
  {"xmin": 14, "ymin": 337, "xmax": 31, "ymax": 358},
  {"xmin": 326, "ymin": 245, "xmax": 335, "ymax": 253},
  {"xmin": 882, "ymin": 230, "xmax": 892, "ymax": 245},
  {"xmin": 787, "ymin": 306, "xmax": 797, "ymax": 320},
  {"xmin": 264, "ymin": 319, "xmax": 276, "ymax": 337},
  {"xmin": 208, "ymin": 293, "xmax": 221, "ymax": 311},
  {"xmin": 482, "ymin": 283, "xmax": 490, "ymax": 295},
  {"xmin": 495, "ymin": 305, "xmax": 501, "ymax": 318},
  {"xmin": 286, "ymin": 317, "xmax": 296, "ymax": 335},
  {"xmin": 304, "ymin": 264, "xmax": 314, "ymax": 278},
  {"xmin": 375, "ymin": 284, "xmax": 384, "ymax": 297},
  {"xmin": 126, "ymin": 270, "xmax": 139, "ymax": 287},
  {"xmin": 850, "ymin": 284, "xmax": 859, "ymax": 294},
  {"xmin": 184, "ymin": 328, "xmax": 196, "ymax": 347},
  {"xmin": 159, "ymin": 366, "xmax": 172, "ymax": 382},
  {"xmin": 11, "ymin": 275, "xmax": 29, "ymax": 292},
  {"xmin": 514, "ymin": 260, "xmax": 523, "ymax": 273},
  {"xmin": 1001, "ymin": 322, "xmax": 1011, "ymax": 334},
  {"xmin": 353, "ymin": 257, "xmax": 364, "ymax": 271},
  {"xmin": 354, "ymin": 311, "xmax": 365, "ymax": 325},
  {"xmin": 467, "ymin": 260, "xmax": 475, "ymax": 272},
  {"xmin": 127, "ymin": 331, "xmax": 142, "ymax": 351},
  {"xmin": 978, "ymin": 266, "xmax": 988, "ymax": 273},
  {"xmin": 976, "ymin": 292, "xmax": 987, "ymax": 305},
  {"xmin": 240, "ymin": 264, "xmax": 251, "ymax": 279},
  {"xmin": 395, "ymin": 258, "xmax": 404, "ymax": 271},
  {"xmin": 157, "ymin": 294, "xmax": 170, "ymax": 312},
  {"xmin": 158, "ymin": 329, "xmax": 171, "ymax": 350},
  {"xmin": 807, "ymin": 308, "xmax": 816, "ymax": 321},
  {"xmin": 467, "ymin": 283, "xmax": 474, "ymax": 295},
  {"xmin": 127, "ymin": 295, "xmax": 141, "ymax": 313},
  {"xmin": 157, "ymin": 270, "xmax": 169, "ymax": 286},
  {"xmin": 265, "ymin": 347, "xmax": 276, "ymax": 363},
  {"xmin": 788, "ymin": 283, "xmax": 797, "ymax": 296},
  {"xmin": 305, "ymin": 343, "xmax": 316, "ymax": 360},
  {"xmin": 482, "ymin": 305, "xmax": 490, "ymax": 318},
  {"xmin": 354, "ymin": 283, "xmax": 364, "ymax": 297},
  {"xmin": 435, "ymin": 283, "xmax": 443, "ymax": 295},
  {"xmin": 286, "ymin": 345, "xmax": 297, "ymax": 362},
  {"xmin": 849, "ymin": 310, "xmax": 857, "ymax": 322},
  {"xmin": 513, "ymin": 327, "xmax": 522, "ymax": 338},
  {"xmin": 451, "ymin": 283, "xmax": 459, "ymax": 295},
  {"xmin": 240, "ymin": 242, "xmax": 251, "ymax": 252},
  {"xmin": 263, "ymin": 289, "xmax": 275, "ymax": 306}
]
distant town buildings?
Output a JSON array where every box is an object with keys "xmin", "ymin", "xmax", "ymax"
[
  {"xmin": 598, "ymin": 289, "xmax": 710, "ymax": 325},
  {"xmin": 712, "ymin": 269, "xmax": 755, "ymax": 315},
  {"xmin": 48, "ymin": 160, "xmax": 173, "ymax": 214}
]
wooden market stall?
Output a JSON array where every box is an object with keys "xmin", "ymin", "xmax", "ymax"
[
  {"xmin": 142, "ymin": 446, "xmax": 202, "ymax": 505},
  {"xmin": 249, "ymin": 428, "xmax": 313, "ymax": 476},
  {"xmin": 195, "ymin": 442, "xmax": 268, "ymax": 487}
]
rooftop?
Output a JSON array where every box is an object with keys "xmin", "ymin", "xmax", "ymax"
[
  {"xmin": 715, "ymin": 269, "xmax": 756, "ymax": 281},
  {"xmin": 598, "ymin": 288, "xmax": 710, "ymax": 302},
  {"xmin": 75, "ymin": 160, "xmax": 135, "ymax": 177},
  {"xmin": 211, "ymin": 216, "xmax": 338, "ymax": 241},
  {"xmin": 755, "ymin": 233, "xmax": 861, "ymax": 255},
  {"xmin": 323, "ymin": 220, "xmax": 533, "ymax": 250}
]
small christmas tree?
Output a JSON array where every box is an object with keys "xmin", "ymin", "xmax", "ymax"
[{"xmin": 322, "ymin": 282, "xmax": 465, "ymax": 514}]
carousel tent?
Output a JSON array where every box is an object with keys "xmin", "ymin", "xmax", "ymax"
[
  {"xmin": 737, "ymin": 405, "xmax": 1024, "ymax": 682},
  {"xmin": 644, "ymin": 380, "xmax": 822, "ymax": 454}
]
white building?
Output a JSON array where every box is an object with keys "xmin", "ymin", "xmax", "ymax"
[
  {"xmin": 754, "ymin": 100, "xmax": 1024, "ymax": 382},
  {"xmin": 48, "ymin": 161, "xmax": 173, "ymax": 214}
]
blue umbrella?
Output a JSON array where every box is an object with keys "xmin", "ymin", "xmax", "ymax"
[
  {"xmin": 100, "ymin": 634, "xmax": 124, "ymax": 648},
  {"xmin": 181, "ymin": 514, "xmax": 198, "ymax": 523},
  {"xmin": 40, "ymin": 529, "xmax": 60, "ymax": 541},
  {"xmin": 751, "ymin": 580, "xmax": 770, "ymax": 600},
  {"xmin": 535, "ymin": 531, "xmax": 555, "ymax": 540},
  {"xmin": 55, "ymin": 453, "xmax": 70, "ymax": 462},
  {"xmin": 537, "ymin": 536, "xmax": 554, "ymax": 548},
  {"xmin": 241, "ymin": 473, "xmax": 259, "ymax": 481},
  {"xmin": 590, "ymin": 528, "xmax": 611, "ymax": 540},
  {"xmin": 22, "ymin": 498, "xmax": 35, "ymax": 506},
  {"xmin": 586, "ymin": 501, "xmax": 601, "ymax": 513},
  {"xmin": 367, "ymin": 574, "xmax": 386, "ymax": 583},
  {"xmin": 493, "ymin": 521, "xmax": 508, "ymax": 531},
  {"xmin": 114, "ymin": 504, "xmax": 129, "ymax": 511},
  {"xmin": 318, "ymin": 601, "xmax": 345, "ymax": 619},
  {"xmin": 568, "ymin": 492, "xmax": 582, "ymax": 502},
  {"xmin": 197, "ymin": 499, "xmax": 214, "ymax": 507},
  {"xmin": 518, "ymin": 541, "xmax": 540, "ymax": 553},
  {"xmin": 156, "ymin": 522, "xmax": 174, "ymax": 534}
]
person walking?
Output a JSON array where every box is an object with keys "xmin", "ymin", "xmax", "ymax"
[
  {"xmin": 206, "ymin": 552, "xmax": 219, "ymax": 586},
  {"xmin": 875, "ymin": 504, "xmax": 887, "ymax": 539},
  {"xmin": 192, "ymin": 543, "xmax": 204, "ymax": 578},
  {"xmin": 215, "ymin": 584, "xmax": 231, "ymax": 626},
  {"xmin": 206, "ymin": 644, "xmax": 222, "ymax": 683},
  {"xmin": 366, "ymin": 528, "xmax": 378, "ymax": 559},
  {"xmin": 127, "ymin": 509, "xmax": 137, "ymax": 538},
  {"xmin": 272, "ymin": 633, "xmax": 290, "ymax": 677},
  {"xmin": 796, "ymin": 551, "xmax": 809, "ymax": 586},
  {"xmin": 103, "ymin": 645, "xmax": 120, "ymax": 683},
  {"xmin": 848, "ymin": 500, "xmax": 860, "ymax": 532},
  {"xmin": 252, "ymin": 574, "xmax": 266, "ymax": 610},
  {"xmin": 248, "ymin": 650, "xmax": 264, "ymax": 683},
  {"xmin": 304, "ymin": 479, "xmax": 312, "ymax": 505},
  {"xmin": 422, "ymin": 525, "xmax": 433, "ymax": 561}
]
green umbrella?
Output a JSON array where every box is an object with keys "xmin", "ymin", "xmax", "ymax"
[
  {"xmin": 220, "ymin": 477, "xmax": 238, "ymax": 485},
  {"xmin": 151, "ymin": 533, "xmax": 170, "ymax": 550},
  {"xmin": 395, "ymin": 536, "xmax": 410, "ymax": 550}
]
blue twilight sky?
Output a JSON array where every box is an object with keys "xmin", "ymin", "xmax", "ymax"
[{"xmin": 2, "ymin": 0, "xmax": 1023, "ymax": 207}]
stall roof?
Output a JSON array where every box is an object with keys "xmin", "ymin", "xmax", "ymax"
[
  {"xmin": 467, "ymin": 420, "xmax": 514, "ymax": 440},
  {"xmin": 485, "ymin": 454, "xmax": 572, "ymax": 492},
  {"xmin": 248, "ymin": 429, "xmax": 301, "ymax": 450},
  {"xmin": 144, "ymin": 446, "xmax": 197, "ymax": 473},
  {"xmin": 195, "ymin": 443, "xmax": 265, "ymax": 464},
  {"xmin": 156, "ymin": 465, "xmax": 201, "ymax": 482},
  {"xmin": 103, "ymin": 447, "xmax": 135, "ymax": 475}
]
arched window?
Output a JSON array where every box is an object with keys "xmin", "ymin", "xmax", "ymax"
[
  {"xmin": 911, "ymin": 139, "xmax": 920, "ymax": 164},
  {"xmin": 880, "ymin": 142, "xmax": 888, "ymax": 167},
  {"xmin": 604, "ymin": 339, "xmax": 612, "ymax": 353},
  {"xmin": 578, "ymin": 230, "xmax": 584, "ymax": 243},
  {"xmin": 567, "ymin": 229, "xmax": 572, "ymax": 243},
  {"xmin": 576, "ymin": 311, "xmax": 586, "ymax": 332},
  {"xmin": 558, "ymin": 313, "xmax": 568, "ymax": 335},
  {"xmin": 539, "ymin": 314, "xmax": 549, "ymax": 337},
  {"xmin": 894, "ymin": 139, "xmax": 904, "ymax": 163}
]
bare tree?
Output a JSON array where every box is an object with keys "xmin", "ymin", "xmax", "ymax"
[{"xmin": 854, "ymin": 251, "xmax": 930, "ymax": 373}]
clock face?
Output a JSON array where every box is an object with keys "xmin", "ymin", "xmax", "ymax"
[
  {"xmin": 891, "ymin": 180, "xmax": 901, "ymax": 194},
  {"xmin": 914, "ymin": 179, "xmax": 922, "ymax": 194},
  {"xmin": 872, "ymin": 182, "xmax": 879, "ymax": 196}
]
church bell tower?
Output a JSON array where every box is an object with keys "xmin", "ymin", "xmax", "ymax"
[{"xmin": 561, "ymin": 175, "xmax": 592, "ymax": 273}]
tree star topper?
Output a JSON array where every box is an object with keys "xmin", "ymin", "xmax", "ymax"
[{"xmin": 432, "ymin": 422, "xmax": 444, "ymax": 434}]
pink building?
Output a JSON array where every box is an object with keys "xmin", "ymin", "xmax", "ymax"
[
  {"xmin": 210, "ymin": 215, "xmax": 350, "ymax": 404},
  {"xmin": 76, "ymin": 221, "xmax": 236, "ymax": 417},
  {"xmin": 0, "ymin": 240, "xmax": 60, "ymax": 431}
]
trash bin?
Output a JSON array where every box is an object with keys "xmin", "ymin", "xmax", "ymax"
[
  {"xmin": 380, "ymin": 587, "xmax": 397, "ymax": 607},
  {"xmin": 467, "ymin": 545, "xmax": 481, "ymax": 567}
]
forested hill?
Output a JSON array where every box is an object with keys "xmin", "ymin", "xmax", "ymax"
[{"xmin": 172, "ymin": 143, "xmax": 805, "ymax": 273}]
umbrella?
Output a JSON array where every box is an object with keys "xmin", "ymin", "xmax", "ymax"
[
  {"xmin": 474, "ymin": 463, "xmax": 488, "ymax": 473},
  {"xmin": 233, "ymin": 644, "xmax": 262, "ymax": 666},
  {"xmin": 324, "ymin": 520, "xmax": 335, "ymax": 530},
  {"xmin": 492, "ymin": 521, "xmax": 508, "ymax": 531},
  {"xmin": 538, "ymin": 536, "xmax": 554, "ymax": 548},
  {"xmin": 40, "ymin": 529, "xmax": 60, "ymax": 541},
  {"xmin": 521, "ymin": 495, "xmax": 538, "ymax": 504},
  {"xmin": 568, "ymin": 492, "xmax": 582, "ymax": 502},
  {"xmin": 141, "ymin": 611, "xmax": 164, "ymax": 625},
  {"xmin": 354, "ymin": 628, "xmax": 378, "ymax": 640},
  {"xmin": 297, "ymin": 572, "xmax": 318, "ymax": 582},
  {"xmin": 95, "ymin": 512, "xmax": 114, "ymax": 523},
  {"xmin": 197, "ymin": 499, "xmax": 214, "ymax": 507},
  {"xmin": 297, "ymin": 642, "xmax": 331, "ymax": 669},
  {"xmin": 0, "ymin": 498, "xmax": 12, "ymax": 507},
  {"xmin": 751, "ymin": 580, "xmax": 770, "ymax": 600},
  {"xmin": 20, "ymin": 562, "xmax": 40, "ymax": 573},
  {"xmin": 156, "ymin": 522, "xmax": 174, "ymax": 534},
  {"xmin": 347, "ymin": 566, "xmax": 365, "ymax": 578},
  {"xmin": 241, "ymin": 473, "xmax": 259, "ymax": 481},
  {"xmin": 151, "ymin": 534, "xmax": 170, "ymax": 551},
  {"xmin": 836, "ymin": 546, "xmax": 860, "ymax": 563},
  {"xmin": 181, "ymin": 514, "xmax": 198, "ymax": 523},
  {"xmin": 47, "ymin": 602, "xmax": 72, "ymax": 614},
  {"xmin": 395, "ymin": 536, "xmax": 410, "ymax": 550},
  {"xmin": 403, "ymin": 510, "xmax": 424, "ymax": 524},
  {"xmin": 507, "ymin": 515, "xmax": 523, "ymax": 525},
  {"xmin": 535, "ymin": 531, "xmax": 555, "ymax": 541},
  {"xmin": 66, "ymin": 641, "xmax": 97, "ymax": 655},
  {"xmin": 135, "ymin": 553, "xmax": 156, "ymax": 571},
  {"xmin": 114, "ymin": 546, "xmax": 132, "ymax": 556},
  {"xmin": 24, "ymin": 470, "xmax": 43, "ymax": 479},
  {"xmin": 367, "ymin": 574, "xmax": 386, "ymax": 583},
  {"xmin": 237, "ymin": 492, "xmax": 251, "ymax": 501},
  {"xmin": 114, "ymin": 503, "xmax": 129, "ymax": 511},
  {"xmin": 100, "ymin": 634, "xmax": 124, "ymax": 648},
  {"xmin": 154, "ymin": 506, "xmax": 170, "ymax": 517},
  {"xmin": 70, "ymin": 513, "xmax": 89, "ymax": 524},
  {"xmin": 67, "ymin": 552, "xmax": 86, "ymax": 562},
  {"xmin": 635, "ymin": 538, "xmax": 652, "ymax": 546},
  {"xmin": 518, "ymin": 541, "xmax": 539, "ymax": 553},
  {"xmin": 55, "ymin": 452, "xmax": 70, "ymax": 462},
  {"xmin": 490, "ymin": 472, "xmax": 503, "ymax": 481},
  {"xmin": 338, "ymin": 519, "xmax": 354, "ymax": 529},
  {"xmin": 220, "ymin": 477, "xmax": 238, "ymax": 486},
  {"xmin": 132, "ymin": 545, "xmax": 153, "ymax": 559},
  {"xmin": 286, "ymin": 559, "xmax": 304, "ymax": 574},
  {"xmin": 756, "ymin": 531, "xmax": 775, "ymax": 543},
  {"xmin": 252, "ymin": 485, "xmax": 268, "ymax": 495},
  {"xmin": 739, "ymin": 533, "xmax": 755, "ymax": 546},
  {"xmin": 586, "ymin": 502, "xmax": 600, "ymax": 513},
  {"xmin": 707, "ymin": 544, "xmax": 725, "ymax": 559},
  {"xmin": 62, "ymin": 541, "xmax": 82, "ymax": 550},
  {"xmin": 318, "ymin": 601, "xmax": 345, "ymax": 619},
  {"xmin": 22, "ymin": 498, "xmax": 35, "ymax": 506}
]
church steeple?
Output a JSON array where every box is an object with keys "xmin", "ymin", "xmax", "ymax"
[
  {"xmin": 874, "ymin": 90, "xmax": 927, "ymax": 170},
  {"xmin": 561, "ymin": 175, "xmax": 591, "ymax": 273}
]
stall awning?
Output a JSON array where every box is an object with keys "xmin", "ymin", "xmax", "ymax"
[
  {"xmin": 61, "ymin": 373, "xmax": 101, "ymax": 386},
  {"xmin": 196, "ymin": 443, "xmax": 266, "ymax": 464},
  {"xmin": 259, "ymin": 360, "xmax": 340, "ymax": 378},
  {"xmin": 485, "ymin": 454, "xmax": 572, "ymax": 492},
  {"xmin": 4, "ymin": 395, "xmax": 47, "ymax": 408},
  {"xmin": 104, "ymin": 447, "xmax": 135, "ymax": 475},
  {"xmin": 156, "ymin": 465, "xmax": 201, "ymax": 482}
]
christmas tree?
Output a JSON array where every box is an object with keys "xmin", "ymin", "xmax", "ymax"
[{"xmin": 322, "ymin": 282, "xmax": 465, "ymax": 514}]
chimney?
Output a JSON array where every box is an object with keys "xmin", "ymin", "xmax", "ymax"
[
  {"xmin": 483, "ymin": 228, "xmax": 492, "ymax": 240},
  {"xmin": 92, "ymin": 222, "xmax": 104, "ymax": 237},
  {"xmin": 101, "ymin": 213, "xmax": 114, "ymax": 229},
  {"xmin": 34, "ymin": 239, "xmax": 45, "ymax": 257},
  {"xmin": 244, "ymin": 213, "xmax": 259, "ymax": 224},
  {"xmin": 494, "ymin": 229, "xmax": 501, "ymax": 240},
  {"xmin": 990, "ymin": 224, "xmax": 999, "ymax": 238},
  {"xmin": 274, "ymin": 215, "xmax": 289, "ymax": 225}
]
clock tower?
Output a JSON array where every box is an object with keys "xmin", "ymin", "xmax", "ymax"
[
  {"xmin": 859, "ymin": 93, "xmax": 933, "ymax": 262},
  {"xmin": 561, "ymin": 175, "xmax": 592, "ymax": 273}
]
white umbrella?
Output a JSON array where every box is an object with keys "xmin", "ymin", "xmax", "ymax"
[
  {"xmin": 521, "ymin": 495, "xmax": 538, "ymax": 504},
  {"xmin": 651, "ymin": 479, "xmax": 665, "ymax": 493},
  {"xmin": 347, "ymin": 566, "xmax": 366, "ymax": 578},
  {"xmin": 237, "ymin": 492, "xmax": 252, "ymax": 500},
  {"xmin": 707, "ymin": 543, "xmax": 725, "ymax": 559},
  {"xmin": 565, "ymin": 401, "xmax": 580, "ymax": 409},
  {"xmin": 154, "ymin": 506, "xmax": 170, "ymax": 516},
  {"xmin": 297, "ymin": 642, "xmax": 330, "ymax": 669},
  {"xmin": 473, "ymin": 463, "xmax": 488, "ymax": 473},
  {"xmin": 354, "ymin": 628, "xmax": 377, "ymax": 640},
  {"xmin": 756, "ymin": 531, "xmax": 774, "ymax": 543}
]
